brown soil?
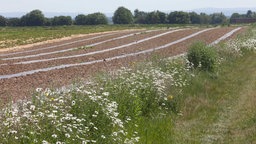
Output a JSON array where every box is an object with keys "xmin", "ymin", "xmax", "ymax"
[
  {"xmin": 0, "ymin": 27, "xmax": 245, "ymax": 104},
  {"xmin": 0, "ymin": 29, "xmax": 197, "ymax": 75}
]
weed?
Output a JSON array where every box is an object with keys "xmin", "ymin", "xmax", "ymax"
[{"xmin": 187, "ymin": 42, "xmax": 218, "ymax": 72}]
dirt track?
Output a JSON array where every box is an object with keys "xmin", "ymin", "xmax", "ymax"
[{"xmin": 0, "ymin": 27, "xmax": 244, "ymax": 103}]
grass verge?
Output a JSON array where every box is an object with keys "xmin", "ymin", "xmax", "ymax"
[{"xmin": 173, "ymin": 52, "xmax": 256, "ymax": 143}]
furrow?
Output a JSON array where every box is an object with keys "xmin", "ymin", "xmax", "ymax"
[
  {"xmin": 164, "ymin": 27, "xmax": 242, "ymax": 59},
  {"xmin": 0, "ymin": 28, "xmax": 212, "ymax": 80},
  {"xmin": 209, "ymin": 27, "xmax": 242, "ymax": 45},
  {"xmin": 0, "ymin": 32, "xmax": 120, "ymax": 57},
  {"xmin": 2, "ymin": 30, "xmax": 155, "ymax": 60},
  {"xmin": 14, "ymin": 29, "xmax": 185, "ymax": 65}
]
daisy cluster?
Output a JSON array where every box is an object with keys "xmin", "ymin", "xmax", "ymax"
[{"xmin": 0, "ymin": 54, "xmax": 192, "ymax": 143}]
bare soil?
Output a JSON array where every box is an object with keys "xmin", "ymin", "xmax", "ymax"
[{"xmin": 0, "ymin": 27, "xmax": 244, "ymax": 103}]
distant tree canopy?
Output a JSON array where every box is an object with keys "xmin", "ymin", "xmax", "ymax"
[
  {"xmin": 199, "ymin": 13, "xmax": 211, "ymax": 24},
  {"xmin": 145, "ymin": 11, "xmax": 167, "ymax": 24},
  {"xmin": 75, "ymin": 13, "xmax": 108, "ymax": 25},
  {"xmin": 210, "ymin": 13, "xmax": 227, "ymax": 24},
  {"xmin": 75, "ymin": 14, "xmax": 87, "ymax": 25},
  {"xmin": 168, "ymin": 11, "xmax": 190, "ymax": 24},
  {"xmin": 52, "ymin": 16, "xmax": 72, "ymax": 26},
  {"xmin": 189, "ymin": 12, "xmax": 201, "ymax": 24},
  {"xmin": 230, "ymin": 10, "xmax": 256, "ymax": 23},
  {"xmin": 0, "ymin": 15, "xmax": 7, "ymax": 26},
  {"xmin": 20, "ymin": 10, "xmax": 45, "ymax": 26},
  {"xmin": 85, "ymin": 13, "xmax": 108, "ymax": 25},
  {"xmin": 7, "ymin": 18, "xmax": 20, "ymax": 26},
  {"xmin": 1, "ymin": 8, "xmax": 256, "ymax": 27},
  {"xmin": 112, "ymin": 6, "xmax": 134, "ymax": 24}
]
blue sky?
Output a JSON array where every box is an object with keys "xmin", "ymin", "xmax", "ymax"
[{"xmin": 1, "ymin": 0, "xmax": 256, "ymax": 13}]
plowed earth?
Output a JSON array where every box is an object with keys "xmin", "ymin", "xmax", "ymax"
[{"xmin": 0, "ymin": 27, "xmax": 244, "ymax": 103}]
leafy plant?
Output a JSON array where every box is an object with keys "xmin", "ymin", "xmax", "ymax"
[{"xmin": 187, "ymin": 42, "xmax": 218, "ymax": 72}]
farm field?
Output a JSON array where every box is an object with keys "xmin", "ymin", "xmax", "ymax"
[
  {"xmin": 0, "ymin": 25, "xmax": 146, "ymax": 49},
  {"xmin": 0, "ymin": 26, "xmax": 244, "ymax": 103},
  {"xmin": 1, "ymin": 24, "xmax": 255, "ymax": 144}
]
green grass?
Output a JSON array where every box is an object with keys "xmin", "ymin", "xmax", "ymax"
[{"xmin": 172, "ymin": 52, "xmax": 256, "ymax": 144}]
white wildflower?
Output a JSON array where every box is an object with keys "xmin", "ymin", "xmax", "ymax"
[
  {"xmin": 52, "ymin": 134, "xmax": 57, "ymax": 138},
  {"xmin": 72, "ymin": 100, "xmax": 76, "ymax": 106},
  {"xmin": 30, "ymin": 105, "xmax": 36, "ymax": 111},
  {"xmin": 36, "ymin": 88, "xmax": 43, "ymax": 92},
  {"xmin": 102, "ymin": 92, "xmax": 109, "ymax": 96},
  {"xmin": 65, "ymin": 133, "xmax": 70, "ymax": 138},
  {"xmin": 42, "ymin": 140, "xmax": 49, "ymax": 144}
]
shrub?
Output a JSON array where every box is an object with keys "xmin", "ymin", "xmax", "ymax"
[{"xmin": 187, "ymin": 42, "xmax": 218, "ymax": 72}]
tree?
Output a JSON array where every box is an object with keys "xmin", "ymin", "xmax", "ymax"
[
  {"xmin": 20, "ymin": 15, "xmax": 27, "ymax": 26},
  {"xmin": 7, "ymin": 18, "xmax": 20, "ymax": 26},
  {"xmin": 0, "ymin": 15, "xmax": 7, "ymax": 26},
  {"xmin": 230, "ymin": 13, "xmax": 241, "ymax": 23},
  {"xmin": 75, "ymin": 13, "xmax": 108, "ymax": 25},
  {"xmin": 200, "ymin": 13, "xmax": 211, "ymax": 24},
  {"xmin": 134, "ymin": 9, "xmax": 147, "ymax": 24},
  {"xmin": 246, "ymin": 10, "xmax": 253, "ymax": 18},
  {"xmin": 75, "ymin": 14, "xmax": 87, "ymax": 25},
  {"xmin": 157, "ymin": 11, "xmax": 167, "ymax": 24},
  {"xmin": 112, "ymin": 6, "xmax": 133, "ymax": 24},
  {"xmin": 168, "ymin": 11, "xmax": 190, "ymax": 24},
  {"xmin": 146, "ymin": 11, "xmax": 167, "ymax": 24},
  {"xmin": 230, "ymin": 13, "xmax": 240, "ymax": 19},
  {"xmin": 52, "ymin": 16, "xmax": 72, "ymax": 26},
  {"xmin": 189, "ymin": 12, "xmax": 201, "ymax": 24},
  {"xmin": 22, "ymin": 9, "xmax": 45, "ymax": 26},
  {"xmin": 210, "ymin": 13, "xmax": 227, "ymax": 24},
  {"xmin": 85, "ymin": 12, "xmax": 108, "ymax": 25},
  {"xmin": 44, "ymin": 18, "xmax": 52, "ymax": 26},
  {"xmin": 146, "ymin": 11, "xmax": 161, "ymax": 24}
]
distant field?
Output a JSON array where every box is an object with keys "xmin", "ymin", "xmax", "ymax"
[
  {"xmin": 0, "ymin": 24, "xmax": 209, "ymax": 49},
  {"xmin": 0, "ymin": 25, "xmax": 142, "ymax": 49}
]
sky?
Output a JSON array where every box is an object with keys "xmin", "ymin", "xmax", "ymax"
[{"xmin": 1, "ymin": 0, "xmax": 256, "ymax": 13}]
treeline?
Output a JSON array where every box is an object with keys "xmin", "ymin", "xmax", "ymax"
[
  {"xmin": 0, "ymin": 7, "xmax": 255, "ymax": 27},
  {"xmin": 133, "ymin": 9, "xmax": 227, "ymax": 25},
  {"xmin": 230, "ymin": 10, "xmax": 256, "ymax": 23},
  {"xmin": 0, "ymin": 10, "xmax": 108, "ymax": 26}
]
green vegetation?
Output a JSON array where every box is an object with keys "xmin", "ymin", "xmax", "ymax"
[
  {"xmin": 0, "ymin": 25, "xmax": 141, "ymax": 48},
  {"xmin": 0, "ymin": 15, "xmax": 7, "ymax": 26},
  {"xmin": 75, "ymin": 13, "xmax": 108, "ymax": 25},
  {"xmin": 230, "ymin": 10, "xmax": 256, "ymax": 23},
  {"xmin": 20, "ymin": 9, "xmax": 45, "ymax": 26},
  {"xmin": 187, "ymin": 42, "xmax": 217, "ymax": 72},
  {"xmin": 170, "ymin": 26, "xmax": 256, "ymax": 143},
  {"xmin": 0, "ymin": 8, "xmax": 255, "ymax": 28},
  {"xmin": 173, "ymin": 52, "xmax": 256, "ymax": 144},
  {"xmin": 0, "ymin": 25, "xmax": 255, "ymax": 143},
  {"xmin": 52, "ymin": 16, "xmax": 73, "ymax": 26},
  {"xmin": 113, "ymin": 6, "xmax": 134, "ymax": 24},
  {"xmin": 168, "ymin": 11, "xmax": 191, "ymax": 24}
]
